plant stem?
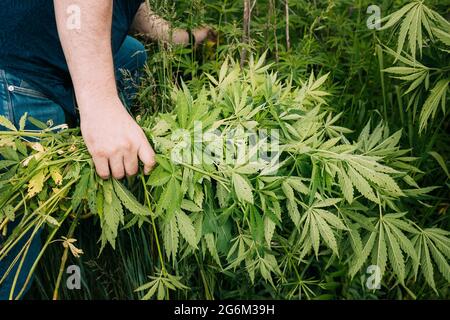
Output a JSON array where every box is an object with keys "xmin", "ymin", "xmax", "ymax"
[
  {"xmin": 53, "ymin": 215, "xmax": 79, "ymax": 300},
  {"xmin": 141, "ymin": 175, "xmax": 167, "ymax": 275}
]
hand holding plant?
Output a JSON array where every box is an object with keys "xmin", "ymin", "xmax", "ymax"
[{"xmin": 79, "ymin": 96, "xmax": 156, "ymax": 179}]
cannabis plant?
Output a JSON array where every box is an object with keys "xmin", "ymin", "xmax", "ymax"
[
  {"xmin": 380, "ymin": 0, "xmax": 450, "ymax": 133},
  {"xmin": 1, "ymin": 54, "xmax": 449, "ymax": 299}
]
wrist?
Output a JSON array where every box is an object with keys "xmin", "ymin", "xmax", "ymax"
[
  {"xmin": 73, "ymin": 74, "xmax": 118, "ymax": 105},
  {"xmin": 78, "ymin": 89, "xmax": 117, "ymax": 104},
  {"xmin": 78, "ymin": 94, "xmax": 122, "ymax": 119}
]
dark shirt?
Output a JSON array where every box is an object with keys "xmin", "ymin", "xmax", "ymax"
[{"xmin": 0, "ymin": 0, "xmax": 144, "ymax": 117}]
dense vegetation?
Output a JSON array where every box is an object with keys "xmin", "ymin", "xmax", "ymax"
[{"xmin": 0, "ymin": 0, "xmax": 449, "ymax": 299}]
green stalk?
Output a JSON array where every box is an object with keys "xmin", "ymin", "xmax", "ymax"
[
  {"xmin": 141, "ymin": 175, "xmax": 167, "ymax": 275},
  {"xmin": 52, "ymin": 214, "xmax": 79, "ymax": 300},
  {"xmin": 14, "ymin": 207, "xmax": 72, "ymax": 299},
  {"xmin": 5, "ymin": 200, "xmax": 62, "ymax": 299},
  {"xmin": 195, "ymin": 253, "xmax": 214, "ymax": 300},
  {"xmin": 376, "ymin": 44, "xmax": 388, "ymax": 121},
  {"xmin": 0, "ymin": 182, "xmax": 72, "ymax": 259}
]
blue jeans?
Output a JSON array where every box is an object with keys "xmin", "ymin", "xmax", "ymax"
[{"xmin": 0, "ymin": 36, "xmax": 147, "ymax": 299}]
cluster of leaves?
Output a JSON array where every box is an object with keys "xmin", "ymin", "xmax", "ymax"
[
  {"xmin": 380, "ymin": 0, "xmax": 450, "ymax": 132},
  {"xmin": 1, "ymin": 54, "xmax": 448, "ymax": 299},
  {"xmin": 0, "ymin": 117, "xmax": 156, "ymax": 298},
  {"xmin": 140, "ymin": 56, "xmax": 450, "ymax": 298}
]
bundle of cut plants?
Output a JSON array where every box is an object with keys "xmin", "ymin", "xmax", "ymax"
[{"xmin": 0, "ymin": 56, "xmax": 449, "ymax": 299}]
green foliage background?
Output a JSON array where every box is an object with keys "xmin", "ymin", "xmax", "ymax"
[{"xmin": 0, "ymin": 0, "xmax": 448, "ymax": 299}]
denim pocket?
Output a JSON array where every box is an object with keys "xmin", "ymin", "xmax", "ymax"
[
  {"xmin": 12, "ymin": 94, "xmax": 66, "ymax": 130},
  {"xmin": 2, "ymin": 73, "xmax": 66, "ymax": 130},
  {"xmin": 7, "ymin": 84, "xmax": 48, "ymax": 100}
]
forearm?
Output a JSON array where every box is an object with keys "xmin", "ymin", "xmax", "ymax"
[
  {"xmin": 131, "ymin": 3, "xmax": 189, "ymax": 45},
  {"xmin": 54, "ymin": 0, "xmax": 118, "ymax": 115},
  {"xmin": 54, "ymin": 1, "xmax": 155, "ymax": 179}
]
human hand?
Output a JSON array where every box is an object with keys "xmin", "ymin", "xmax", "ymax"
[
  {"xmin": 192, "ymin": 26, "xmax": 217, "ymax": 47},
  {"xmin": 79, "ymin": 96, "xmax": 155, "ymax": 179}
]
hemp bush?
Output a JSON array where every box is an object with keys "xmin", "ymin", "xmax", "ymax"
[{"xmin": 1, "ymin": 54, "xmax": 448, "ymax": 299}]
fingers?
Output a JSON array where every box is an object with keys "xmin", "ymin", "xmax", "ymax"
[
  {"xmin": 109, "ymin": 154, "xmax": 125, "ymax": 179},
  {"xmin": 93, "ymin": 144, "xmax": 152, "ymax": 180},
  {"xmin": 207, "ymin": 28, "xmax": 218, "ymax": 42},
  {"xmin": 92, "ymin": 155, "xmax": 110, "ymax": 180},
  {"xmin": 138, "ymin": 140, "xmax": 156, "ymax": 175},
  {"xmin": 94, "ymin": 153, "xmax": 139, "ymax": 180},
  {"xmin": 124, "ymin": 151, "xmax": 139, "ymax": 177},
  {"xmin": 88, "ymin": 128, "xmax": 155, "ymax": 179}
]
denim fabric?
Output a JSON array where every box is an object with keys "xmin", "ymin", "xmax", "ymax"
[
  {"xmin": 115, "ymin": 36, "xmax": 148, "ymax": 109},
  {"xmin": 0, "ymin": 69, "xmax": 63, "ymax": 300},
  {"xmin": 0, "ymin": 36, "xmax": 147, "ymax": 299}
]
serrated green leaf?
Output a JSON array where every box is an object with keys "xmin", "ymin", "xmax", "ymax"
[
  {"xmin": 315, "ymin": 209, "xmax": 346, "ymax": 230},
  {"xmin": 71, "ymin": 168, "xmax": 90, "ymax": 211},
  {"xmin": 428, "ymin": 151, "xmax": 450, "ymax": 179},
  {"xmin": 101, "ymin": 180, "xmax": 124, "ymax": 250},
  {"xmin": 385, "ymin": 224, "xmax": 405, "ymax": 283},
  {"xmin": 347, "ymin": 165, "xmax": 379, "ymax": 203},
  {"xmin": 19, "ymin": 112, "xmax": 28, "ymax": 131},
  {"xmin": 176, "ymin": 210, "xmax": 198, "ymax": 249},
  {"xmin": 205, "ymin": 233, "xmax": 221, "ymax": 266},
  {"xmin": 315, "ymin": 213, "xmax": 339, "ymax": 256},
  {"xmin": 0, "ymin": 115, "xmax": 17, "ymax": 131},
  {"xmin": 232, "ymin": 173, "xmax": 254, "ymax": 204},
  {"xmin": 428, "ymin": 241, "xmax": 450, "ymax": 283},
  {"xmin": 113, "ymin": 179, "xmax": 151, "ymax": 216},
  {"xmin": 163, "ymin": 214, "xmax": 179, "ymax": 261},
  {"xmin": 287, "ymin": 199, "xmax": 300, "ymax": 227},
  {"xmin": 349, "ymin": 229, "xmax": 377, "ymax": 278},
  {"xmin": 421, "ymin": 238, "xmax": 436, "ymax": 291},
  {"xmin": 338, "ymin": 170, "xmax": 353, "ymax": 204}
]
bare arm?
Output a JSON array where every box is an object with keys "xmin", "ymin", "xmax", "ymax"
[
  {"xmin": 131, "ymin": 3, "xmax": 215, "ymax": 46},
  {"xmin": 131, "ymin": 3, "xmax": 188, "ymax": 45},
  {"xmin": 54, "ymin": 0, "xmax": 155, "ymax": 179},
  {"xmin": 54, "ymin": 1, "xmax": 116, "ymax": 107}
]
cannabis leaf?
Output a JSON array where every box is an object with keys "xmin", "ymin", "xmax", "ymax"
[
  {"xmin": 176, "ymin": 209, "xmax": 198, "ymax": 249},
  {"xmin": 135, "ymin": 271, "xmax": 188, "ymax": 300},
  {"xmin": 349, "ymin": 214, "xmax": 419, "ymax": 284},
  {"xmin": 232, "ymin": 173, "xmax": 254, "ymax": 204},
  {"xmin": 419, "ymin": 79, "xmax": 448, "ymax": 133},
  {"xmin": 113, "ymin": 179, "xmax": 152, "ymax": 216},
  {"xmin": 298, "ymin": 198, "xmax": 346, "ymax": 257},
  {"xmin": 101, "ymin": 180, "xmax": 124, "ymax": 249},
  {"xmin": 0, "ymin": 115, "xmax": 17, "ymax": 131},
  {"xmin": 163, "ymin": 214, "xmax": 179, "ymax": 261},
  {"xmin": 380, "ymin": 1, "xmax": 442, "ymax": 59},
  {"xmin": 412, "ymin": 228, "xmax": 450, "ymax": 292}
]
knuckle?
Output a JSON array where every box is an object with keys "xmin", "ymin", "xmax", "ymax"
[
  {"xmin": 124, "ymin": 142, "xmax": 134, "ymax": 152},
  {"xmin": 117, "ymin": 140, "xmax": 133, "ymax": 152},
  {"xmin": 110, "ymin": 145, "xmax": 122, "ymax": 154},
  {"xmin": 93, "ymin": 149, "xmax": 108, "ymax": 158}
]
